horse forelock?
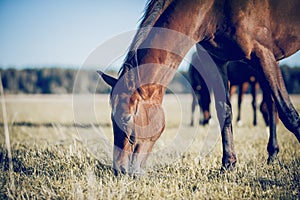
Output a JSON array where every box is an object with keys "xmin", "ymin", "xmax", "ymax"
[{"xmin": 119, "ymin": 0, "xmax": 173, "ymax": 77}]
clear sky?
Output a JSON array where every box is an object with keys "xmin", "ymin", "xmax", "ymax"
[
  {"xmin": 0, "ymin": 0, "xmax": 145, "ymax": 68},
  {"xmin": 0, "ymin": 0, "xmax": 299, "ymax": 68}
]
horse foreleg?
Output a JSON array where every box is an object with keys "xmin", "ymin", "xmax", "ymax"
[
  {"xmin": 266, "ymin": 97, "xmax": 279, "ymax": 163},
  {"xmin": 214, "ymin": 60, "xmax": 237, "ymax": 170},
  {"xmin": 260, "ymin": 94, "xmax": 269, "ymax": 126},
  {"xmin": 251, "ymin": 82, "xmax": 258, "ymax": 126},
  {"xmin": 237, "ymin": 82, "xmax": 249, "ymax": 126},
  {"xmin": 252, "ymin": 59, "xmax": 279, "ymax": 163},
  {"xmin": 229, "ymin": 85, "xmax": 236, "ymax": 98},
  {"xmin": 236, "ymin": 83, "xmax": 243, "ymax": 125},
  {"xmin": 260, "ymin": 90, "xmax": 279, "ymax": 163},
  {"xmin": 199, "ymin": 84, "xmax": 211, "ymax": 125},
  {"xmin": 190, "ymin": 93, "xmax": 197, "ymax": 126},
  {"xmin": 219, "ymin": 95, "xmax": 237, "ymax": 170}
]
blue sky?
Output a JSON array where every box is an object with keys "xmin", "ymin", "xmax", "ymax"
[
  {"xmin": 0, "ymin": 0, "xmax": 299, "ymax": 68},
  {"xmin": 0, "ymin": 0, "xmax": 145, "ymax": 67}
]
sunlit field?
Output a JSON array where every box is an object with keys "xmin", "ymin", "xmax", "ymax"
[{"xmin": 0, "ymin": 94, "xmax": 299, "ymax": 199}]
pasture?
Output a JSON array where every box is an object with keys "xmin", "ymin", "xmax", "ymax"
[{"xmin": 0, "ymin": 94, "xmax": 299, "ymax": 199}]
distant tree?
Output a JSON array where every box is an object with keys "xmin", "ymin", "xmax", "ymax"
[
  {"xmin": 0, "ymin": 66, "xmax": 299, "ymax": 94},
  {"xmin": 18, "ymin": 69, "xmax": 38, "ymax": 93},
  {"xmin": 281, "ymin": 64, "xmax": 300, "ymax": 94},
  {"xmin": 1, "ymin": 68, "xmax": 19, "ymax": 93}
]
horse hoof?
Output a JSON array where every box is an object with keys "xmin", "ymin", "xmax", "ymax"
[
  {"xmin": 220, "ymin": 164, "xmax": 235, "ymax": 173},
  {"xmin": 267, "ymin": 151, "xmax": 279, "ymax": 165},
  {"xmin": 267, "ymin": 153, "xmax": 279, "ymax": 165},
  {"xmin": 200, "ymin": 116, "xmax": 211, "ymax": 126},
  {"xmin": 221, "ymin": 159, "xmax": 236, "ymax": 172}
]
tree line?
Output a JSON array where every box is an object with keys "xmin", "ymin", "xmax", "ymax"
[
  {"xmin": 0, "ymin": 68, "xmax": 111, "ymax": 94},
  {"xmin": 0, "ymin": 65, "xmax": 299, "ymax": 94}
]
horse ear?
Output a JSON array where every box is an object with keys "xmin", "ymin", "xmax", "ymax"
[{"xmin": 97, "ymin": 70, "xmax": 117, "ymax": 88}]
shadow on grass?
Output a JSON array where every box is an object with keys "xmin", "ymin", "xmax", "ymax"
[{"xmin": 0, "ymin": 122, "xmax": 111, "ymax": 128}]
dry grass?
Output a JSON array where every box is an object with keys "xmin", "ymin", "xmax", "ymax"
[{"xmin": 0, "ymin": 94, "xmax": 299, "ymax": 199}]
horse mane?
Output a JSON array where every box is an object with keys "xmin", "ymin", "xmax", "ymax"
[{"xmin": 119, "ymin": 0, "xmax": 173, "ymax": 77}]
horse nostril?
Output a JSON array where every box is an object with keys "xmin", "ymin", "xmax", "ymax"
[{"xmin": 113, "ymin": 168, "xmax": 119, "ymax": 176}]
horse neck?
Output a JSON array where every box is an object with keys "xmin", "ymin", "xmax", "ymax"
[{"xmin": 122, "ymin": 0, "xmax": 220, "ymax": 104}]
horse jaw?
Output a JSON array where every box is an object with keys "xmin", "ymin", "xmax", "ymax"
[{"xmin": 112, "ymin": 101, "xmax": 165, "ymax": 176}]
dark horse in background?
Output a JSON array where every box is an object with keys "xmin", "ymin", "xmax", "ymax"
[
  {"xmin": 189, "ymin": 53, "xmax": 261, "ymax": 126},
  {"xmin": 99, "ymin": 0, "xmax": 300, "ymax": 175},
  {"xmin": 189, "ymin": 53, "xmax": 212, "ymax": 126},
  {"xmin": 189, "ymin": 53, "xmax": 272, "ymax": 127},
  {"xmin": 228, "ymin": 61, "xmax": 260, "ymax": 126}
]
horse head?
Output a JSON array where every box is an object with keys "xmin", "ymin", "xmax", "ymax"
[{"xmin": 98, "ymin": 70, "xmax": 165, "ymax": 175}]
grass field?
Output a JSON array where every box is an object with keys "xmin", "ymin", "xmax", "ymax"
[{"xmin": 0, "ymin": 94, "xmax": 299, "ymax": 199}]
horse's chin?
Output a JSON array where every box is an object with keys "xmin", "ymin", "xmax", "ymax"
[
  {"xmin": 112, "ymin": 144, "xmax": 148, "ymax": 176},
  {"xmin": 129, "ymin": 167, "xmax": 146, "ymax": 177},
  {"xmin": 113, "ymin": 158, "xmax": 146, "ymax": 176}
]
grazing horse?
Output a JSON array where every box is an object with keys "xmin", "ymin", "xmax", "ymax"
[
  {"xmin": 228, "ymin": 61, "xmax": 259, "ymax": 126},
  {"xmin": 98, "ymin": 0, "xmax": 300, "ymax": 175},
  {"xmin": 189, "ymin": 53, "xmax": 211, "ymax": 126},
  {"xmin": 189, "ymin": 54, "xmax": 260, "ymax": 126}
]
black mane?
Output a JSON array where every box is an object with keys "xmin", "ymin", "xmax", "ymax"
[{"xmin": 119, "ymin": 0, "xmax": 173, "ymax": 77}]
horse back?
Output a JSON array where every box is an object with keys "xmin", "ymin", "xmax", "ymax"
[{"xmin": 222, "ymin": 0, "xmax": 300, "ymax": 60}]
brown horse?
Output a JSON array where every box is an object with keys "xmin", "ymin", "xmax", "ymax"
[
  {"xmin": 189, "ymin": 54, "xmax": 260, "ymax": 127},
  {"xmin": 99, "ymin": 0, "xmax": 300, "ymax": 175}
]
